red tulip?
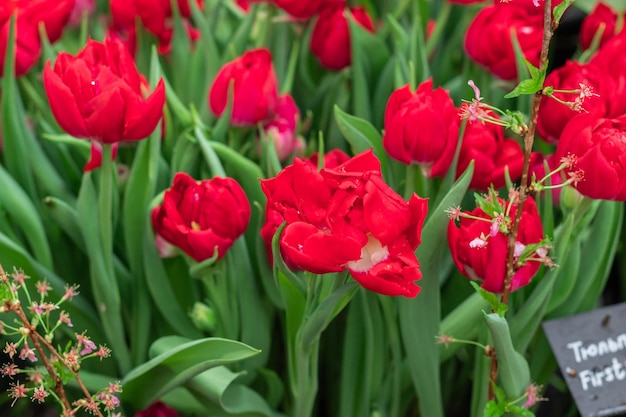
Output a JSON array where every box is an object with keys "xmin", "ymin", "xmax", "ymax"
[
  {"xmin": 262, "ymin": 94, "xmax": 303, "ymax": 161},
  {"xmin": 448, "ymin": 196, "xmax": 545, "ymax": 293},
  {"xmin": 456, "ymin": 113, "xmax": 524, "ymax": 190},
  {"xmin": 580, "ymin": 2, "xmax": 625, "ymax": 51},
  {"xmin": 152, "ymin": 172, "xmax": 251, "ymax": 262},
  {"xmin": 588, "ymin": 34, "xmax": 626, "ymax": 118},
  {"xmin": 135, "ymin": 402, "xmax": 179, "ymax": 417},
  {"xmin": 464, "ymin": 4, "xmax": 543, "ymax": 80},
  {"xmin": 382, "ymin": 80, "xmax": 459, "ymax": 177},
  {"xmin": 310, "ymin": 6, "xmax": 374, "ymax": 71},
  {"xmin": 0, "ymin": 0, "xmax": 74, "ymax": 76},
  {"xmin": 209, "ymin": 48, "xmax": 279, "ymax": 126},
  {"xmin": 536, "ymin": 60, "xmax": 616, "ymax": 144},
  {"xmin": 43, "ymin": 38, "xmax": 165, "ymax": 147},
  {"xmin": 261, "ymin": 149, "xmax": 427, "ymax": 297},
  {"xmin": 258, "ymin": 150, "xmax": 347, "ymax": 266},
  {"xmin": 555, "ymin": 113, "xmax": 626, "ymax": 201}
]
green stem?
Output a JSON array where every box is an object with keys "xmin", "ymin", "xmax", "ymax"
[
  {"xmin": 425, "ymin": 2, "xmax": 452, "ymax": 57},
  {"xmin": 99, "ymin": 145, "xmax": 114, "ymax": 273},
  {"xmin": 292, "ymin": 338, "xmax": 320, "ymax": 417}
]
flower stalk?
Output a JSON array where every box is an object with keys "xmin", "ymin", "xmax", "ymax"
[{"xmin": 492, "ymin": 0, "xmax": 556, "ymax": 401}]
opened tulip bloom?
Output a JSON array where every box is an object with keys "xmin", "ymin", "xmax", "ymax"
[
  {"xmin": 261, "ymin": 149, "xmax": 428, "ymax": 298},
  {"xmin": 44, "ymin": 37, "xmax": 165, "ymax": 146},
  {"xmin": 152, "ymin": 172, "xmax": 251, "ymax": 262}
]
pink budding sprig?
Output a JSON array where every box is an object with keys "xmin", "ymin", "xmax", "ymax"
[
  {"xmin": 542, "ymin": 83, "xmax": 599, "ymax": 112},
  {"xmin": 0, "ymin": 264, "xmax": 121, "ymax": 417}
]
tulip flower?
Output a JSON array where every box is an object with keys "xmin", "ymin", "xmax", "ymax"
[
  {"xmin": 135, "ymin": 401, "xmax": 179, "ymax": 417},
  {"xmin": 152, "ymin": 172, "xmax": 251, "ymax": 262},
  {"xmin": 382, "ymin": 79, "xmax": 459, "ymax": 177},
  {"xmin": 43, "ymin": 37, "xmax": 165, "ymax": 170},
  {"xmin": 464, "ymin": 3, "xmax": 543, "ymax": 80},
  {"xmin": 580, "ymin": 2, "xmax": 626, "ymax": 51},
  {"xmin": 310, "ymin": 6, "xmax": 374, "ymax": 71},
  {"xmin": 448, "ymin": 196, "xmax": 545, "ymax": 293},
  {"xmin": 261, "ymin": 149, "xmax": 428, "ymax": 298},
  {"xmin": 209, "ymin": 48, "xmax": 279, "ymax": 126},
  {"xmin": 0, "ymin": 0, "xmax": 74, "ymax": 76},
  {"xmin": 456, "ymin": 113, "xmax": 524, "ymax": 190},
  {"xmin": 555, "ymin": 114, "xmax": 626, "ymax": 201}
]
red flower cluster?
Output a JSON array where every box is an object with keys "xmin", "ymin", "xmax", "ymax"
[
  {"xmin": 110, "ymin": 0, "xmax": 202, "ymax": 54},
  {"xmin": 0, "ymin": 0, "xmax": 74, "ymax": 77},
  {"xmin": 152, "ymin": 172, "xmax": 251, "ymax": 262},
  {"xmin": 448, "ymin": 196, "xmax": 545, "ymax": 293},
  {"xmin": 43, "ymin": 38, "xmax": 165, "ymax": 170},
  {"xmin": 261, "ymin": 149, "xmax": 428, "ymax": 298}
]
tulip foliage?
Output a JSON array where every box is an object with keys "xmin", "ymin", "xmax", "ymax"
[{"xmin": 0, "ymin": 0, "xmax": 624, "ymax": 416}]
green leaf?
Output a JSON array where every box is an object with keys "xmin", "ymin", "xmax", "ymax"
[
  {"xmin": 77, "ymin": 173, "xmax": 131, "ymax": 373},
  {"xmin": 0, "ymin": 164, "xmax": 52, "ymax": 269},
  {"xmin": 299, "ymin": 281, "xmax": 359, "ymax": 349},
  {"xmin": 504, "ymin": 78, "xmax": 544, "ymax": 99},
  {"xmin": 439, "ymin": 293, "xmax": 490, "ymax": 362},
  {"xmin": 123, "ymin": 48, "xmax": 163, "ymax": 277},
  {"xmin": 122, "ymin": 336, "xmax": 260, "ymax": 410},
  {"xmin": 142, "ymin": 206, "xmax": 204, "ymax": 339},
  {"xmin": 333, "ymin": 106, "xmax": 387, "ymax": 172},
  {"xmin": 483, "ymin": 400, "xmax": 505, "ymax": 417},
  {"xmin": 470, "ymin": 281, "xmax": 508, "ymax": 316},
  {"xmin": 1, "ymin": 15, "xmax": 36, "ymax": 199},
  {"xmin": 553, "ymin": 0, "xmax": 575, "ymax": 25},
  {"xmin": 399, "ymin": 162, "xmax": 474, "ymax": 417},
  {"xmin": 551, "ymin": 201, "xmax": 623, "ymax": 315},
  {"xmin": 484, "ymin": 313, "xmax": 530, "ymax": 398},
  {"xmin": 507, "ymin": 404, "xmax": 535, "ymax": 417},
  {"xmin": 349, "ymin": 17, "xmax": 390, "ymax": 120}
]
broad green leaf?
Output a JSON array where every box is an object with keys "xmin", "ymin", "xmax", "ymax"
[
  {"xmin": 551, "ymin": 201, "xmax": 623, "ymax": 315},
  {"xmin": 333, "ymin": 106, "xmax": 387, "ymax": 173},
  {"xmin": 349, "ymin": 18, "xmax": 390, "ymax": 120},
  {"xmin": 439, "ymin": 292, "xmax": 490, "ymax": 361},
  {"xmin": 122, "ymin": 336, "xmax": 260, "ymax": 410},
  {"xmin": 0, "ymin": 164, "xmax": 52, "ymax": 269},
  {"xmin": 1, "ymin": 16, "xmax": 36, "ymax": 199},
  {"xmin": 77, "ymin": 173, "xmax": 131, "ymax": 373},
  {"xmin": 545, "ymin": 237, "xmax": 581, "ymax": 312},
  {"xmin": 299, "ymin": 281, "xmax": 359, "ymax": 349},
  {"xmin": 399, "ymin": 162, "xmax": 474, "ymax": 417},
  {"xmin": 484, "ymin": 313, "xmax": 530, "ymax": 398},
  {"xmin": 142, "ymin": 208, "xmax": 203, "ymax": 339}
]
